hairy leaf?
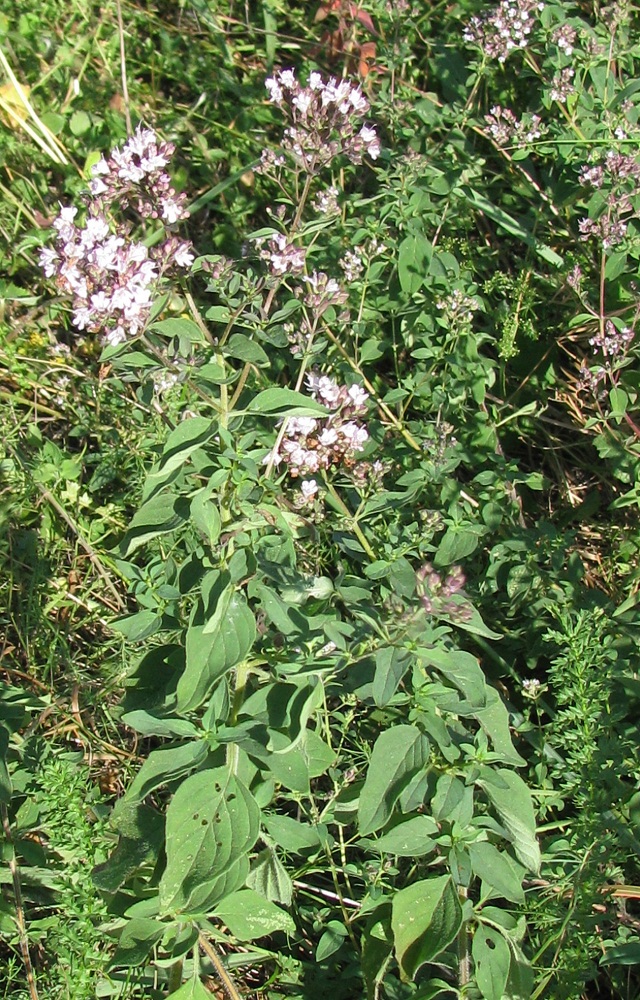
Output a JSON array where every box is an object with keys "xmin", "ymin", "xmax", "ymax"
[
  {"xmin": 177, "ymin": 588, "xmax": 256, "ymax": 713},
  {"xmin": 159, "ymin": 766, "xmax": 259, "ymax": 916},
  {"xmin": 391, "ymin": 875, "xmax": 462, "ymax": 979},
  {"xmin": 468, "ymin": 842, "xmax": 525, "ymax": 904},
  {"xmin": 358, "ymin": 725, "xmax": 430, "ymax": 835},
  {"xmin": 214, "ymin": 888, "xmax": 294, "ymax": 939},
  {"xmin": 479, "ymin": 768, "xmax": 541, "ymax": 873},
  {"xmin": 472, "ymin": 924, "xmax": 511, "ymax": 1000}
]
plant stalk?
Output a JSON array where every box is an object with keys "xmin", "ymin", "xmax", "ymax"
[
  {"xmin": 198, "ymin": 933, "xmax": 244, "ymax": 1000},
  {"xmin": 457, "ymin": 887, "xmax": 470, "ymax": 990},
  {"xmin": 1, "ymin": 803, "xmax": 40, "ymax": 1000}
]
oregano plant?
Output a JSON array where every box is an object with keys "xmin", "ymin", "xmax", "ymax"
[{"xmin": 36, "ymin": 64, "xmax": 543, "ymax": 1000}]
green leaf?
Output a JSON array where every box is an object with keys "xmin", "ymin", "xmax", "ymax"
[
  {"xmin": 479, "ymin": 768, "xmax": 540, "ymax": 873},
  {"xmin": 474, "ymin": 688, "xmax": 525, "ymax": 766},
  {"xmin": 358, "ymin": 725, "xmax": 430, "ymax": 835},
  {"xmin": 419, "ymin": 646, "xmax": 487, "ymax": 707},
  {"xmin": 605, "ymin": 251, "xmax": 627, "ymax": 281},
  {"xmin": 69, "ymin": 110, "xmax": 91, "ymax": 135},
  {"xmin": 374, "ymin": 816, "xmax": 438, "ymax": 856},
  {"xmin": 468, "ymin": 842, "xmax": 525, "ymax": 904},
  {"xmin": 472, "ymin": 925, "xmax": 511, "ymax": 1000},
  {"xmin": 191, "ymin": 490, "xmax": 222, "ymax": 547},
  {"xmin": 225, "ymin": 333, "xmax": 270, "ymax": 366},
  {"xmin": 167, "ymin": 974, "xmax": 214, "ymax": 999},
  {"xmin": 93, "ymin": 804, "xmax": 164, "ymax": 892},
  {"xmin": 435, "ymin": 525, "xmax": 483, "ymax": 565},
  {"xmin": 609, "ymin": 386, "xmax": 628, "ymax": 420},
  {"xmin": 204, "ymin": 305, "xmax": 231, "ymax": 324},
  {"xmin": 159, "ymin": 766, "xmax": 259, "ymax": 916},
  {"xmin": 316, "ymin": 920, "xmax": 348, "ymax": 961},
  {"xmin": 214, "ymin": 888, "xmax": 294, "ymax": 940},
  {"xmin": 245, "ymin": 387, "xmax": 328, "ymax": 416},
  {"xmin": 450, "ymin": 602, "xmax": 502, "ymax": 640},
  {"xmin": 432, "ymin": 774, "xmax": 474, "ymax": 826},
  {"xmin": 120, "ymin": 492, "xmax": 189, "ymax": 556},
  {"xmin": 504, "ymin": 941, "xmax": 534, "ymax": 999},
  {"xmin": 601, "ymin": 941, "xmax": 640, "ymax": 966},
  {"xmin": 177, "ymin": 588, "xmax": 256, "ymax": 713},
  {"xmin": 461, "ymin": 186, "xmax": 552, "ymax": 264},
  {"xmin": 372, "ymin": 647, "xmax": 412, "ymax": 707},
  {"xmin": 398, "ymin": 233, "xmax": 432, "ymax": 295},
  {"xmin": 114, "ymin": 741, "xmax": 208, "ymax": 815},
  {"xmin": 247, "ymin": 848, "xmax": 293, "ymax": 905},
  {"xmin": 263, "ymin": 743, "xmax": 311, "ymax": 793},
  {"xmin": 271, "ymin": 678, "xmax": 325, "ymax": 754},
  {"xmin": 111, "ymin": 609, "xmax": 161, "ymax": 642},
  {"xmin": 112, "ymin": 917, "xmax": 165, "ymax": 967},
  {"xmin": 303, "ymin": 729, "xmax": 337, "ymax": 776},
  {"xmin": 143, "ymin": 418, "xmax": 216, "ymax": 498},
  {"xmin": 151, "ymin": 317, "xmax": 205, "ymax": 343},
  {"xmin": 391, "ymin": 876, "xmax": 462, "ymax": 980},
  {"xmin": 40, "ymin": 111, "xmax": 65, "ymax": 133},
  {"xmin": 279, "ymin": 574, "xmax": 334, "ymax": 604},
  {"xmin": 535, "ymin": 244, "xmax": 564, "ymax": 267},
  {"xmin": 263, "ymin": 814, "xmax": 323, "ymax": 853},
  {"xmin": 120, "ymin": 711, "xmax": 199, "ymax": 739},
  {"xmin": 362, "ymin": 906, "xmax": 394, "ymax": 1000},
  {"xmin": 194, "ymin": 361, "xmax": 227, "ymax": 385},
  {"xmin": 253, "ymin": 582, "xmax": 304, "ymax": 635}
]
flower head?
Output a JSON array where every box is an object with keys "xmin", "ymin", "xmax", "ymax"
[
  {"xmin": 259, "ymin": 69, "xmax": 381, "ymax": 173},
  {"xmin": 40, "ymin": 128, "xmax": 193, "ymax": 344},
  {"xmin": 265, "ymin": 374, "xmax": 370, "ymax": 478}
]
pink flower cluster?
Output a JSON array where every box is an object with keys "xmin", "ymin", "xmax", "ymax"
[
  {"xmin": 548, "ymin": 67, "xmax": 575, "ymax": 103},
  {"xmin": 301, "ymin": 271, "xmax": 348, "ymax": 314},
  {"xmin": 551, "ymin": 23, "xmax": 577, "ymax": 56},
  {"xmin": 39, "ymin": 127, "xmax": 194, "ymax": 345},
  {"xmin": 589, "ymin": 320, "xmax": 634, "ymax": 359},
  {"xmin": 268, "ymin": 374, "xmax": 370, "ymax": 477},
  {"xmin": 463, "ymin": 0, "xmax": 544, "ymax": 63},
  {"xmin": 261, "ymin": 69, "xmax": 381, "ymax": 172},
  {"xmin": 578, "ymin": 213, "xmax": 628, "ymax": 249},
  {"xmin": 88, "ymin": 126, "xmax": 190, "ymax": 225},
  {"xmin": 579, "ymin": 151, "xmax": 640, "ymax": 192},
  {"xmin": 255, "ymin": 232, "xmax": 306, "ymax": 276},
  {"xmin": 484, "ymin": 106, "xmax": 546, "ymax": 147},
  {"xmin": 578, "ymin": 149, "xmax": 640, "ymax": 250},
  {"xmin": 417, "ymin": 563, "xmax": 471, "ymax": 622},
  {"xmin": 579, "ymin": 321, "xmax": 634, "ymax": 397}
]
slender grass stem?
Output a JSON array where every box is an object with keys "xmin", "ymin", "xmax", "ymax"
[
  {"xmin": 1, "ymin": 804, "xmax": 40, "ymax": 1000},
  {"xmin": 115, "ymin": 0, "xmax": 132, "ymax": 135}
]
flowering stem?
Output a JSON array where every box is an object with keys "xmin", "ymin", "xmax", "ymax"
[
  {"xmin": 228, "ymin": 361, "xmax": 252, "ymax": 411},
  {"xmin": 324, "ymin": 480, "xmax": 376, "ymax": 560},
  {"xmin": 291, "ymin": 170, "xmax": 314, "ymax": 234},
  {"xmin": 524, "ymin": 51, "xmax": 586, "ymax": 140},
  {"xmin": 139, "ymin": 332, "xmax": 224, "ymax": 417},
  {"xmin": 185, "ymin": 290, "xmax": 217, "ymax": 347},
  {"xmin": 264, "ymin": 319, "xmax": 320, "ymax": 478},
  {"xmin": 321, "ymin": 322, "xmax": 422, "ymax": 453},
  {"xmin": 261, "ymin": 170, "xmax": 316, "ymax": 321}
]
